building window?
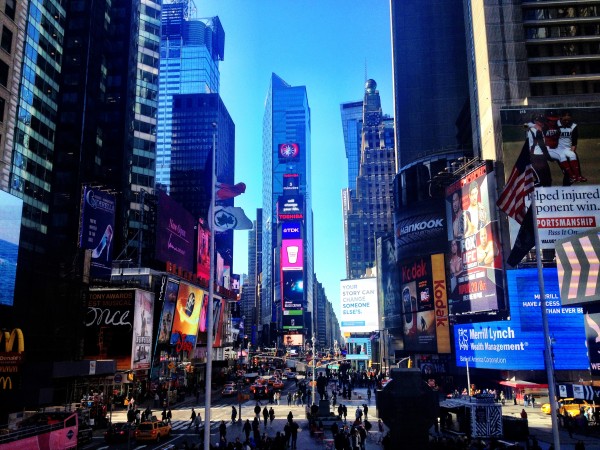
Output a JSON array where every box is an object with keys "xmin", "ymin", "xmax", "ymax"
[
  {"xmin": 0, "ymin": 97, "xmax": 5, "ymax": 122},
  {"xmin": 0, "ymin": 61, "xmax": 8, "ymax": 87},
  {"xmin": 5, "ymin": 0, "xmax": 15, "ymax": 20},
  {"xmin": 1, "ymin": 27, "xmax": 12, "ymax": 53}
]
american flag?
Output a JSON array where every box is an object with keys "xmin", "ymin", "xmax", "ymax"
[{"xmin": 496, "ymin": 140, "xmax": 535, "ymax": 224}]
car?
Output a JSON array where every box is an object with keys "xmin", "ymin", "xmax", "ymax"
[
  {"xmin": 250, "ymin": 383, "xmax": 269, "ymax": 399},
  {"xmin": 104, "ymin": 422, "xmax": 137, "ymax": 444},
  {"xmin": 557, "ymin": 398, "xmax": 596, "ymax": 417},
  {"xmin": 135, "ymin": 420, "xmax": 171, "ymax": 443},
  {"xmin": 78, "ymin": 423, "xmax": 93, "ymax": 446},
  {"xmin": 271, "ymin": 378, "xmax": 284, "ymax": 390},
  {"xmin": 540, "ymin": 402, "xmax": 552, "ymax": 415},
  {"xmin": 285, "ymin": 371, "xmax": 297, "ymax": 380},
  {"xmin": 222, "ymin": 385, "xmax": 238, "ymax": 397}
]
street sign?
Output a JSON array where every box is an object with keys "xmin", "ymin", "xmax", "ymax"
[{"xmin": 114, "ymin": 373, "xmax": 123, "ymax": 384}]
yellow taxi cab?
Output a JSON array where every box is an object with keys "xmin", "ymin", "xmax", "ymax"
[{"xmin": 135, "ymin": 419, "xmax": 171, "ymax": 443}]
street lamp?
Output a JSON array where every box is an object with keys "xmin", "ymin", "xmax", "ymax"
[{"xmin": 311, "ymin": 334, "xmax": 316, "ymax": 406}]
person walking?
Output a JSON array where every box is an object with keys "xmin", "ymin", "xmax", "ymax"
[
  {"xmin": 194, "ymin": 413, "xmax": 202, "ymax": 434},
  {"xmin": 219, "ymin": 420, "xmax": 227, "ymax": 440},
  {"xmin": 243, "ymin": 419, "xmax": 252, "ymax": 441},
  {"xmin": 254, "ymin": 402, "xmax": 261, "ymax": 418},
  {"xmin": 363, "ymin": 404, "xmax": 369, "ymax": 420},
  {"xmin": 342, "ymin": 404, "xmax": 348, "ymax": 423},
  {"xmin": 290, "ymin": 420, "xmax": 299, "ymax": 449},
  {"xmin": 189, "ymin": 408, "xmax": 196, "ymax": 428},
  {"xmin": 262, "ymin": 406, "xmax": 269, "ymax": 428},
  {"xmin": 269, "ymin": 407, "xmax": 275, "ymax": 426},
  {"xmin": 287, "ymin": 392, "xmax": 292, "ymax": 406},
  {"xmin": 231, "ymin": 405, "xmax": 237, "ymax": 423},
  {"xmin": 166, "ymin": 408, "xmax": 172, "ymax": 424}
]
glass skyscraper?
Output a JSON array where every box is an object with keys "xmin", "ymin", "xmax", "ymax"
[
  {"xmin": 156, "ymin": 1, "xmax": 224, "ymax": 192},
  {"xmin": 261, "ymin": 73, "xmax": 313, "ymax": 344}
]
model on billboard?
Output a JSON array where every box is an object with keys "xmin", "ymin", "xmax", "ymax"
[
  {"xmin": 451, "ymin": 192, "xmax": 466, "ymax": 239},
  {"xmin": 476, "ymin": 227, "xmax": 498, "ymax": 266},
  {"xmin": 557, "ymin": 111, "xmax": 587, "ymax": 183},
  {"xmin": 449, "ymin": 240, "xmax": 463, "ymax": 291},
  {"xmin": 464, "ymin": 182, "xmax": 487, "ymax": 236},
  {"xmin": 526, "ymin": 115, "xmax": 553, "ymax": 187}
]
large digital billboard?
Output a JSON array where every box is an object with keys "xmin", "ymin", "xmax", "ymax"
[
  {"xmin": 278, "ymin": 143, "xmax": 300, "ymax": 162},
  {"xmin": 445, "ymin": 164, "xmax": 504, "ymax": 318},
  {"xmin": 377, "ymin": 235, "xmax": 402, "ymax": 330},
  {"xmin": 394, "ymin": 198, "xmax": 447, "ymax": 259},
  {"xmin": 278, "ymin": 195, "xmax": 304, "ymax": 221},
  {"xmin": 0, "ymin": 191, "xmax": 23, "ymax": 307},
  {"xmin": 340, "ymin": 278, "xmax": 378, "ymax": 333},
  {"xmin": 157, "ymin": 278, "xmax": 179, "ymax": 344},
  {"xmin": 399, "ymin": 254, "xmax": 450, "ymax": 353},
  {"xmin": 170, "ymin": 281, "xmax": 204, "ymax": 350},
  {"xmin": 454, "ymin": 268, "xmax": 587, "ymax": 370},
  {"xmin": 282, "ymin": 309, "xmax": 303, "ymax": 330},
  {"xmin": 282, "ymin": 270, "xmax": 304, "ymax": 309},
  {"xmin": 197, "ymin": 218, "xmax": 210, "ymax": 281},
  {"xmin": 79, "ymin": 187, "xmax": 116, "ymax": 279},
  {"xmin": 283, "ymin": 173, "xmax": 300, "ymax": 195},
  {"xmin": 345, "ymin": 337, "xmax": 371, "ymax": 360},
  {"xmin": 282, "ymin": 221, "xmax": 302, "ymax": 240},
  {"xmin": 284, "ymin": 334, "xmax": 304, "ymax": 346},
  {"xmin": 132, "ymin": 290, "xmax": 154, "ymax": 370},
  {"xmin": 281, "ymin": 239, "xmax": 303, "ymax": 270},
  {"xmin": 156, "ymin": 192, "xmax": 195, "ymax": 272}
]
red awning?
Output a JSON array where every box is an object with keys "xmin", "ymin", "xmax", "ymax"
[{"xmin": 499, "ymin": 380, "xmax": 548, "ymax": 389}]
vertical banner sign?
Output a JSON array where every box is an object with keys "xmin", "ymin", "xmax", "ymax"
[
  {"xmin": 170, "ymin": 282, "xmax": 203, "ymax": 351},
  {"xmin": 158, "ymin": 279, "xmax": 179, "ymax": 344},
  {"xmin": 80, "ymin": 187, "xmax": 116, "ymax": 279},
  {"xmin": 132, "ymin": 290, "xmax": 154, "ymax": 370},
  {"xmin": 431, "ymin": 254, "xmax": 450, "ymax": 353}
]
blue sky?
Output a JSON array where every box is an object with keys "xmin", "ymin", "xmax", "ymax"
[{"xmin": 198, "ymin": 1, "xmax": 393, "ymax": 314}]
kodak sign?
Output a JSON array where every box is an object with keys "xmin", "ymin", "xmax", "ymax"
[{"xmin": 431, "ymin": 255, "xmax": 450, "ymax": 353}]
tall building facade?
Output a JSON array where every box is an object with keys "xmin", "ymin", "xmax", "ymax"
[
  {"xmin": 241, "ymin": 208, "xmax": 262, "ymax": 341},
  {"xmin": 261, "ymin": 73, "xmax": 313, "ymax": 345},
  {"xmin": 344, "ymin": 80, "xmax": 396, "ymax": 279},
  {"xmin": 156, "ymin": 1, "xmax": 224, "ymax": 192}
]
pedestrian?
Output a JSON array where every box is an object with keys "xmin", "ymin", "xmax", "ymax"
[
  {"xmin": 520, "ymin": 408, "xmax": 528, "ymax": 419},
  {"xmin": 262, "ymin": 406, "xmax": 269, "ymax": 428},
  {"xmin": 337, "ymin": 404, "xmax": 343, "ymax": 420},
  {"xmin": 287, "ymin": 410, "xmax": 294, "ymax": 423},
  {"xmin": 243, "ymin": 419, "xmax": 251, "ymax": 441},
  {"xmin": 161, "ymin": 407, "xmax": 167, "ymax": 422},
  {"xmin": 350, "ymin": 428, "xmax": 361, "ymax": 450},
  {"xmin": 367, "ymin": 387, "xmax": 371, "ymax": 402},
  {"xmin": 135, "ymin": 409, "xmax": 141, "ymax": 425},
  {"xmin": 531, "ymin": 396, "xmax": 536, "ymax": 408},
  {"xmin": 189, "ymin": 408, "xmax": 196, "ymax": 428},
  {"xmin": 284, "ymin": 421, "xmax": 292, "ymax": 448},
  {"xmin": 290, "ymin": 420, "xmax": 299, "ymax": 449},
  {"xmin": 254, "ymin": 402, "xmax": 261, "ymax": 418},
  {"xmin": 342, "ymin": 404, "xmax": 348, "ymax": 423},
  {"xmin": 194, "ymin": 413, "xmax": 202, "ymax": 434},
  {"xmin": 219, "ymin": 420, "xmax": 227, "ymax": 440},
  {"xmin": 358, "ymin": 426, "xmax": 367, "ymax": 450},
  {"xmin": 231, "ymin": 405, "xmax": 237, "ymax": 423},
  {"xmin": 355, "ymin": 406, "xmax": 363, "ymax": 421},
  {"xmin": 287, "ymin": 392, "xmax": 292, "ymax": 406},
  {"xmin": 377, "ymin": 419, "xmax": 384, "ymax": 443},
  {"xmin": 269, "ymin": 407, "xmax": 275, "ymax": 426},
  {"xmin": 363, "ymin": 404, "xmax": 368, "ymax": 420},
  {"xmin": 167, "ymin": 408, "xmax": 172, "ymax": 424}
]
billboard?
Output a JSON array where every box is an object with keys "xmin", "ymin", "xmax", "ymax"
[
  {"xmin": 170, "ymin": 281, "xmax": 204, "ymax": 350},
  {"xmin": 340, "ymin": 278, "xmax": 378, "ymax": 333},
  {"xmin": 378, "ymin": 235, "xmax": 402, "ymax": 330},
  {"xmin": 197, "ymin": 218, "xmax": 210, "ymax": 281},
  {"xmin": 281, "ymin": 239, "xmax": 303, "ymax": 270},
  {"xmin": 156, "ymin": 192, "xmax": 195, "ymax": 272},
  {"xmin": 157, "ymin": 278, "xmax": 179, "ymax": 344},
  {"xmin": 282, "ymin": 309, "xmax": 303, "ymax": 330},
  {"xmin": 283, "ymin": 173, "xmax": 300, "ymax": 195},
  {"xmin": 394, "ymin": 198, "xmax": 447, "ymax": 258},
  {"xmin": 583, "ymin": 312, "xmax": 600, "ymax": 376},
  {"xmin": 399, "ymin": 254, "xmax": 450, "ymax": 353},
  {"xmin": 454, "ymin": 268, "xmax": 588, "ymax": 370},
  {"xmin": 132, "ymin": 290, "xmax": 154, "ymax": 370},
  {"xmin": 84, "ymin": 289, "xmax": 136, "ymax": 370},
  {"xmin": 278, "ymin": 195, "xmax": 304, "ymax": 221},
  {"xmin": 79, "ymin": 187, "xmax": 116, "ymax": 279},
  {"xmin": 0, "ymin": 191, "xmax": 23, "ymax": 307},
  {"xmin": 345, "ymin": 337, "xmax": 371, "ymax": 360},
  {"xmin": 278, "ymin": 143, "xmax": 300, "ymax": 162},
  {"xmin": 556, "ymin": 227, "xmax": 600, "ymax": 306},
  {"xmin": 282, "ymin": 221, "xmax": 302, "ymax": 240},
  {"xmin": 282, "ymin": 270, "xmax": 304, "ymax": 309},
  {"xmin": 284, "ymin": 334, "xmax": 304, "ymax": 346},
  {"xmin": 445, "ymin": 164, "xmax": 504, "ymax": 318}
]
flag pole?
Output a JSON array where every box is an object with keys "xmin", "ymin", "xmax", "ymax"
[
  {"xmin": 530, "ymin": 189, "xmax": 560, "ymax": 450},
  {"xmin": 204, "ymin": 124, "xmax": 217, "ymax": 450}
]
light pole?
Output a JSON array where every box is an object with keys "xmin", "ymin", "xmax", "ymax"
[{"xmin": 311, "ymin": 334, "xmax": 316, "ymax": 406}]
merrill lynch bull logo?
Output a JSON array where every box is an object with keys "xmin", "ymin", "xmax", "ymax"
[{"xmin": 0, "ymin": 329, "xmax": 24, "ymax": 353}]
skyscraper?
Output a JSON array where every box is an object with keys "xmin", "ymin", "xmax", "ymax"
[
  {"xmin": 261, "ymin": 73, "xmax": 313, "ymax": 345},
  {"xmin": 156, "ymin": 1, "xmax": 224, "ymax": 192},
  {"xmin": 344, "ymin": 80, "xmax": 396, "ymax": 279}
]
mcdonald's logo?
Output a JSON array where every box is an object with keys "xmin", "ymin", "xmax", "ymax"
[
  {"xmin": 0, "ymin": 376, "xmax": 12, "ymax": 390},
  {"xmin": 0, "ymin": 329, "xmax": 24, "ymax": 353}
]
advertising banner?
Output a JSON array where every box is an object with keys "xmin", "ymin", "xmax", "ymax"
[
  {"xmin": 84, "ymin": 290, "xmax": 136, "ymax": 371},
  {"xmin": 282, "ymin": 221, "xmax": 302, "ymax": 240},
  {"xmin": 394, "ymin": 198, "xmax": 447, "ymax": 258},
  {"xmin": 584, "ymin": 312, "xmax": 600, "ymax": 376},
  {"xmin": 378, "ymin": 235, "xmax": 403, "ymax": 330},
  {"xmin": 284, "ymin": 334, "xmax": 304, "ymax": 346},
  {"xmin": 156, "ymin": 192, "xmax": 195, "ymax": 272},
  {"xmin": 131, "ymin": 290, "xmax": 154, "ymax": 370},
  {"xmin": 278, "ymin": 143, "xmax": 300, "ymax": 162},
  {"xmin": 281, "ymin": 239, "xmax": 303, "ymax": 270},
  {"xmin": 445, "ymin": 164, "xmax": 504, "ymax": 318},
  {"xmin": 80, "ymin": 187, "xmax": 116, "ymax": 279},
  {"xmin": 278, "ymin": 195, "xmax": 304, "ymax": 221},
  {"xmin": 197, "ymin": 218, "xmax": 210, "ymax": 281},
  {"xmin": 282, "ymin": 270, "xmax": 304, "ymax": 309},
  {"xmin": 170, "ymin": 281, "xmax": 204, "ymax": 351},
  {"xmin": 345, "ymin": 337, "xmax": 371, "ymax": 360},
  {"xmin": 157, "ymin": 278, "xmax": 179, "ymax": 344},
  {"xmin": 283, "ymin": 173, "xmax": 300, "ymax": 195},
  {"xmin": 212, "ymin": 298, "xmax": 225, "ymax": 347},
  {"xmin": 340, "ymin": 278, "xmax": 378, "ymax": 333},
  {"xmin": 454, "ymin": 268, "xmax": 587, "ymax": 370},
  {"xmin": 0, "ymin": 191, "xmax": 23, "ymax": 307},
  {"xmin": 282, "ymin": 309, "xmax": 303, "ymax": 330}
]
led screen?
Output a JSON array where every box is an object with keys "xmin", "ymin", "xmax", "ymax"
[
  {"xmin": 284, "ymin": 334, "xmax": 304, "ymax": 346},
  {"xmin": 454, "ymin": 268, "xmax": 587, "ymax": 370},
  {"xmin": 170, "ymin": 281, "xmax": 204, "ymax": 349},
  {"xmin": 197, "ymin": 218, "xmax": 210, "ymax": 281},
  {"xmin": 0, "ymin": 191, "xmax": 23, "ymax": 307},
  {"xmin": 281, "ymin": 239, "xmax": 303, "ymax": 270},
  {"xmin": 157, "ymin": 278, "xmax": 179, "ymax": 344},
  {"xmin": 131, "ymin": 290, "xmax": 154, "ymax": 370},
  {"xmin": 278, "ymin": 143, "xmax": 300, "ymax": 162},
  {"xmin": 282, "ymin": 270, "xmax": 304, "ymax": 309},
  {"xmin": 156, "ymin": 192, "xmax": 195, "ymax": 272},
  {"xmin": 340, "ymin": 278, "xmax": 378, "ymax": 333},
  {"xmin": 345, "ymin": 338, "xmax": 371, "ymax": 360}
]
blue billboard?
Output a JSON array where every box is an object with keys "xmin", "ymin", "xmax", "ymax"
[
  {"xmin": 454, "ymin": 268, "xmax": 588, "ymax": 370},
  {"xmin": 0, "ymin": 191, "xmax": 23, "ymax": 306}
]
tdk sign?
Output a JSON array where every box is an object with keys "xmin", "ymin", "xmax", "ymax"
[{"xmin": 282, "ymin": 221, "xmax": 301, "ymax": 239}]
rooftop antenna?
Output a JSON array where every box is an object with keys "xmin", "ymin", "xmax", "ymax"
[{"xmin": 364, "ymin": 58, "xmax": 368, "ymax": 82}]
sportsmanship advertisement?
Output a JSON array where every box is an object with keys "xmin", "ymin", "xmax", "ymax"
[
  {"xmin": 0, "ymin": 190, "xmax": 23, "ymax": 307},
  {"xmin": 454, "ymin": 268, "xmax": 587, "ymax": 370},
  {"xmin": 445, "ymin": 164, "xmax": 504, "ymax": 318},
  {"xmin": 170, "ymin": 281, "xmax": 204, "ymax": 350},
  {"xmin": 131, "ymin": 290, "xmax": 154, "ymax": 370},
  {"xmin": 340, "ymin": 278, "xmax": 378, "ymax": 333}
]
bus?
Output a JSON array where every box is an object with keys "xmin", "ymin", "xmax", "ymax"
[{"xmin": 0, "ymin": 411, "xmax": 79, "ymax": 450}]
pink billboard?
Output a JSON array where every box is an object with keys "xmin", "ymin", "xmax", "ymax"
[{"xmin": 281, "ymin": 239, "xmax": 303, "ymax": 269}]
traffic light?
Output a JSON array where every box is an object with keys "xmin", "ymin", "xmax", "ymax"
[
  {"xmin": 407, "ymin": 358, "xmax": 413, "ymax": 368},
  {"xmin": 127, "ymin": 372, "xmax": 134, "ymax": 381}
]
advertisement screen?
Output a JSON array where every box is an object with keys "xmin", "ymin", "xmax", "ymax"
[
  {"xmin": 345, "ymin": 337, "xmax": 371, "ymax": 360},
  {"xmin": 584, "ymin": 312, "xmax": 600, "ymax": 376},
  {"xmin": 278, "ymin": 143, "xmax": 300, "ymax": 162},
  {"xmin": 156, "ymin": 191, "xmax": 195, "ymax": 272},
  {"xmin": 445, "ymin": 164, "xmax": 504, "ymax": 318},
  {"xmin": 79, "ymin": 187, "xmax": 116, "ymax": 279},
  {"xmin": 282, "ymin": 270, "xmax": 304, "ymax": 309},
  {"xmin": 284, "ymin": 334, "xmax": 304, "ymax": 346},
  {"xmin": 282, "ymin": 221, "xmax": 302, "ymax": 240},
  {"xmin": 170, "ymin": 281, "xmax": 204, "ymax": 349},
  {"xmin": 283, "ymin": 173, "xmax": 300, "ymax": 195},
  {"xmin": 394, "ymin": 198, "xmax": 447, "ymax": 258},
  {"xmin": 197, "ymin": 218, "xmax": 210, "ymax": 281},
  {"xmin": 84, "ymin": 289, "xmax": 136, "ymax": 371},
  {"xmin": 378, "ymin": 235, "xmax": 402, "ymax": 329},
  {"xmin": 454, "ymin": 268, "xmax": 587, "ymax": 370},
  {"xmin": 281, "ymin": 239, "xmax": 303, "ymax": 270},
  {"xmin": 0, "ymin": 191, "xmax": 23, "ymax": 307},
  {"xmin": 157, "ymin": 278, "xmax": 179, "ymax": 344},
  {"xmin": 278, "ymin": 195, "xmax": 304, "ymax": 221},
  {"xmin": 131, "ymin": 290, "xmax": 154, "ymax": 370},
  {"xmin": 282, "ymin": 309, "xmax": 303, "ymax": 330},
  {"xmin": 399, "ymin": 254, "xmax": 450, "ymax": 353},
  {"xmin": 340, "ymin": 278, "xmax": 378, "ymax": 333},
  {"xmin": 499, "ymin": 107, "xmax": 600, "ymax": 247}
]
